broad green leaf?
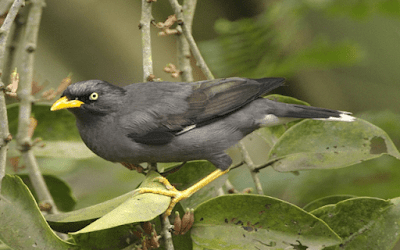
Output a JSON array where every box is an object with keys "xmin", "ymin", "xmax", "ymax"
[
  {"xmin": 7, "ymin": 141, "xmax": 95, "ymax": 159},
  {"xmin": 192, "ymin": 194, "xmax": 341, "ymax": 249},
  {"xmin": 72, "ymin": 224, "xmax": 137, "ymax": 250},
  {"xmin": 167, "ymin": 161, "xmax": 228, "ymax": 211},
  {"xmin": 7, "ymin": 103, "xmax": 95, "ymax": 159},
  {"xmin": 18, "ymin": 174, "xmax": 76, "ymax": 212},
  {"xmin": 46, "ymin": 190, "xmax": 135, "ymax": 233},
  {"xmin": 157, "ymin": 162, "xmax": 185, "ymax": 173},
  {"xmin": 71, "ymin": 171, "xmax": 170, "ymax": 234},
  {"xmin": 303, "ymin": 195, "xmax": 356, "ymax": 212},
  {"xmin": 311, "ymin": 197, "xmax": 400, "ymax": 249},
  {"xmin": 258, "ymin": 94, "xmax": 311, "ymax": 145},
  {"xmin": 72, "ymin": 203, "xmax": 193, "ymax": 250},
  {"xmin": 0, "ymin": 175, "xmax": 76, "ymax": 249},
  {"xmin": 7, "ymin": 103, "xmax": 80, "ymax": 141},
  {"xmin": 357, "ymin": 110, "xmax": 400, "ymax": 148},
  {"xmin": 265, "ymin": 94, "xmax": 311, "ymax": 107},
  {"xmin": 267, "ymin": 118, "xmax": 400, "ymax": 172},
  {"xmin": 46, "ymin": 171, "xmax": 156, "ymax": 233}
]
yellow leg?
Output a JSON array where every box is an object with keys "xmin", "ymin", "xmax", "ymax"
[{"xmin": 138, "ymin": 169, "xmax": 229, "ymax": 217}]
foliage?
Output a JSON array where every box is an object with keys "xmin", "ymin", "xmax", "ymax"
[
  {"xmin": 199, "ymin": 1, "xmax": 364, "ymax": 79},
  {"xmin": 2, "ymin": 1, "xmax": 400, "ymax": 249},
  {"xmin": 3, "ymin": 94, "xmax": 400, "ymax": 249}
]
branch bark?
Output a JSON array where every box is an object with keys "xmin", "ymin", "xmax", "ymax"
[
  {"xmin": 238, "ymin": 141, "xmax": 264, "ymax": 195},
  {"xmin": 176, "ymin": 0, "xmax": 197, "ymax": 82},
  {"xmin": 169, "ymin": 0, "xmax": 214, "ymax": 80},
  {"xmin": 16, "ymin": 0, "xmax": 58, "ymax": 214},
  {"xmin": 160, "ymin": 214, "xmax": 174, "ymax": 250},
  {"xmin": 0, "ymin": 0, "xmax": 24, "ymax": 192},
  {"xmin": 140, "ymin": 0, "xmax": 153, "ymax": 81}
]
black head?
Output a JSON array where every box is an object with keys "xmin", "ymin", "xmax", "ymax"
[{"xmin": 51, "ymin": 80, "xmax": 126, "ymax": 115}]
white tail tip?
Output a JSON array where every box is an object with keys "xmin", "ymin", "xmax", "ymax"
[{"xmin": 314, "ymin": 112, "xmax": 356, "ymax": 122}]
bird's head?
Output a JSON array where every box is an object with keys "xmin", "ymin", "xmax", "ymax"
[{"xmin": 50, "ymin": 80, "xmax": 126, "ymax": 115}]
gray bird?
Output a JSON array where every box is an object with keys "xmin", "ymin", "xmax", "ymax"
[{"xmin": 51, "ymin": 77, "xmax": 354, "ymax": 216}]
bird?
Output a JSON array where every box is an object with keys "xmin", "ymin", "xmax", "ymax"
[{"xmin": 51, "ymin": 77, "xmax": 355, "ymax": 216}]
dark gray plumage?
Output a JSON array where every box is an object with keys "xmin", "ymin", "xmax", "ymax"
[{"xmin": 56, "ymin": 77, "xmax": 354, "ymax": 170}]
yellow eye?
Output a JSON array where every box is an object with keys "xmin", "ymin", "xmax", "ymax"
[{"xmin": 89, "ymin": 92, "xmax": 98, "ymax": 101}]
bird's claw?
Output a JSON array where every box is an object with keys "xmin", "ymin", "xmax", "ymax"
[{"xmin": 137, "ymin": 176, "xmax": 187, "ymax": 217}]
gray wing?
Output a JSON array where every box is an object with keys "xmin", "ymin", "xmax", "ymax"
[{"xmin": 119, "ymin": 77, "xmax": 285, "ymax": 145}]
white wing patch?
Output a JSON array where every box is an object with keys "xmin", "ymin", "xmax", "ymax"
[{"xmin": 175, "ymin": 124, "xmax": 197, "ymax": 135}]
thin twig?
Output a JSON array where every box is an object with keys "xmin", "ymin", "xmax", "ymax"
[
  {"xmin": 140, "ymin": 0, "xmax": 153, "ymax": 81},
  {"xmin": 0, "ymin": 0, "xmax": 24, "ymax": 192},
  {"xmin": 140, "ymin": 1, "xmax": 175, "ymax": 248},
  {"xmin": 224, "ymin": 179, "xmax": 239, "ymax": 193},
  {"xmin": 16, "ymin": 0, "xmax": 58, "ymax": 214},
  {"xmin": 160, "ymin": 214, "xmax": 174, "ymax": 250},
  {"xmin": 168, "ymin": 0, "xmax": 214, "ymax": 80},
  {"xmin": 238, "ymin": 141, "xmax": 264, "ymax": 195},
  {"xmin": 176, "ymin": 0, "xmax": 197, "ymax": 82}
]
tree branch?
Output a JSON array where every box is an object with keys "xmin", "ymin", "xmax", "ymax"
[
  {"xmin": 140, "ymin": 0, "xmax": 154, "ymax": 81},
  {"xmin": 176, "ymin": 0, "xmax": 197, "ymax": 82},
  {"xmin": 0, "ymin": 0, "xmax": 24, "ymax": 192},
  {"xmin": 168, "ymin": 0, "xmax": 214, "ymax": 80},
  {"xmin": 238, "ymin": 141, "xmax": 264, "ymax": 195},
  {"xmin": 160, "ymin": 214, "xmax": 174, "ymax": 250},
  {"xmin": 16, "ymin": 0, "xmax": 58, "ymax": 214}
]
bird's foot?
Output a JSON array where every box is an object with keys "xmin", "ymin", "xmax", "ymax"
[
  {"xmin": 138, "ymin": 176, "xmax": 192, "ymax": 217},
  {"xmin": 121, "ymin": 162, "xmax": 145, "ymax": 173},
  {"xmin": 138, "ymin": 169, "xmax": 229, "ymax": 217}
]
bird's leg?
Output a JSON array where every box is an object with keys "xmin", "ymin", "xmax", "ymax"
[
  {"xmin": 138, "ymin": 169, "xmax": 229, "ymax": 217},
  {"xmin": 121, "ymin": 162, "xmax": 144, "ymax": 173}
]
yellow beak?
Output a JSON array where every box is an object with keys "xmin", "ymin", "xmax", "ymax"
[{"xmin": 50, "ymin": 96, "xmax": 84, "ymax": 111}]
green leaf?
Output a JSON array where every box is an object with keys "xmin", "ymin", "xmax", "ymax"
[
  {"xmin": 70, "ymin": 171, "xmax": 170, "ymax": 234},
  {"xmin": 267, "ymin": 118, "xmax": 400, "ymax": 172},
  {"xmin": 357, "ymin": 110, "xmax": 400, "ymax": 148},
  {"xmin": 303, "ymin": 195, "xmax": 356, "ymax": 212},
  {"xmin": 199, "ymin": 3, "xmax": 362, "ymax": 79},
  {"xmin": 7, "ymin": 103, "xmax": 95, "ymax": 159},
  {"xmin": 311, "ymin": 197, "xmax": 400, "ymax": 249},
  {"xmin": 0, "ymin": 175, "xmax": 76, "ymax": 249},
  {"xmin": 258, "ymin": 94, "xmax": 311, "ymax": 144},
  {"xmin": 166, "ymin": 161, "xmax": 228, "ymax": 211},
  {"xmin": 18, "ymin": 174, "xmax": 76, "ymax": 212},
  {"xmin": 192, "ymin": 194, "xmax": 341, "ymax": 249},
  {"xmin": 45, "ymin": 172, "xmax": 159, "ymax": 233},
  {"xmin": 71, "ymin": 224, "xmax": 138, "ymax": 250},
  {"xmin": 71, "ymin": 204, "xmax": 193, "ymax": 250},
  {"xmin": 46, "ymin": 189, "xmax": 134, "ymax": 233},
  {"xmin": 7, "ymin": 103, "xmax": 80, "ymax": 141}
]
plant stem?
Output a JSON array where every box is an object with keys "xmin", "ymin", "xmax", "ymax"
[
  {"xmin": 16, "ymin": 0, "xmax": 58, "ymax": 214},
  {"xmin": 140, "ymin": 2, "xmax": 175, "ymax": 248},
  {"xmin": 169, "ymin": 0, "xmax": 214, "ymax": 80},
  {"xmin": 140, "ymin": 0, "xmax": 153, "ymax": 81},
  {"xmin": 0, "ymin": 0, "xmax": 24, "ymax": 192},
  {"xmin": 160, "ymin": 215, "xmax": 174, "ymax": 250},
  {"xmin": 238, "ymin": 141, "xmax": 264, "ymax": 195},
  {"xmin": 176, "ymin": 0, "xmax": 197, "ymax": 82}
]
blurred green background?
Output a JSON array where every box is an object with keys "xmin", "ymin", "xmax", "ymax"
[{"xmin": 6, "ymin": 0, "xmax": 400, "ymax": 212}]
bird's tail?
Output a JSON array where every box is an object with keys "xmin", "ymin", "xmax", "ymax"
[
  {"xmin": 256, "ymin": 99, "xmax": 355, "ymax": 127},
  {"xmin": 281, "ymin": 104, "xmax": 355, "ymax": 122}
]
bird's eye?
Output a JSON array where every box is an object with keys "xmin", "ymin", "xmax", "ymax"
[{"xmin": 89, "ymin": 92, "xmax": 99, "ymax": 101}]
